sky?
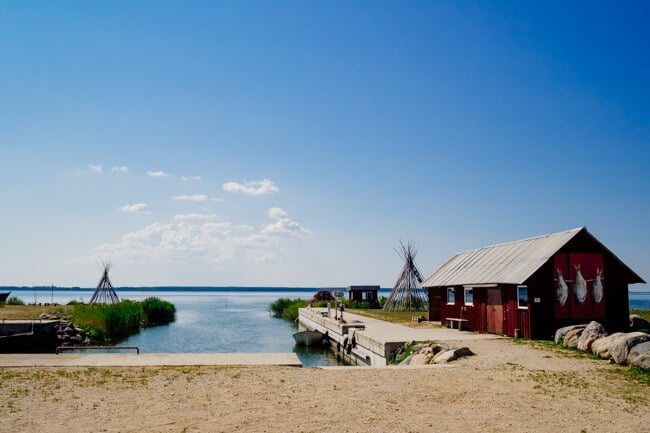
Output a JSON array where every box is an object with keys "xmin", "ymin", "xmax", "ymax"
[{"xmin": 1, "ymin": 1, "xmax": 648, "ymax": 288}]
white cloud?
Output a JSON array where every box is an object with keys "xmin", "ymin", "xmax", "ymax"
[
  {"xmin": 174, "ymin": 213, "xmax": 217, "ymax": 221},
  {"xmin": 111, "ymin": 166, "xmax": 129, "ymax": 173},
  {"xmin": 268, "ymin": 207, "xmax": 288, "ymax": 219},
  {"xmin": 88, "ymin": 164, "xmax": 102, "ymax": 173},
  {"xmin": 223, "ymin": 179, "xmax": 278, "ymax": 196},
  {"xmin": 181, "ymin": 176, "xmax": 202, "ymax": 182},
  {"xmin": 262, "ymin": 207, "xmax": 311, "ymax": 237},
  {"xmin": 119, "ymin": 203, "xmax": 149, "ymax": 214},
  {"xmin": 98, "ymin": 221, "xmax": 235, "ymax": 263},
  {"xmin": 148, "ymin": 170, "xmax": 169, "ymax": 178},
  {"xmin": 98, "ymin": 208, "xmax": 310, "ymax": 265},
  {"xmin": 172, "ymin": 194, "xmax": 208, "ymax": 202}
]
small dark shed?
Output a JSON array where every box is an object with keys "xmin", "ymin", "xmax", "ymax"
[
  {"xmin": 348, "ymin": 285, "xmax": 380, "ymax": 304},
  {"xmin": 421, "ymin": 228, "xmax": 645, "ymax": 339}
]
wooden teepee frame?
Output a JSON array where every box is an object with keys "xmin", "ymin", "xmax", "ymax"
[
  {"xmin": 90, "ymin": 261, "xmax": 120, "ymax": 304},
  {"xmin": 383, "ymin": 241, "xmax": 428, "ymax": 311}
]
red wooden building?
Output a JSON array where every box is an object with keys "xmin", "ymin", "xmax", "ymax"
[{"xmin": 421, "ymin": 228, "xmax": 645, "ymax": 339}]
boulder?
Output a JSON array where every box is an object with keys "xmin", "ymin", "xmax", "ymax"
[
  {"xmin": 431, "ymin": 344, "xmax": 448, "ymax": 355},
  {"xmin": 564, "ymin": 328, "xmax": 584, "ymax": 348},
  {"xmin": 630, "ymin": 315, "xmax": 650, "ymax": 332},
  {"xmin": 628, "ymin": 341, "xmax": 650, "ymax": 370},
  {"xmin": 609, "ymin": 332, "xmax": 650, "ymax": 365},
  {"xmin": 399, "ymin": 354, "xmax": 414, "ymax": 366},
  {"xmin": 433, "ymin": 350, "xmax": 455, "ymax": 363},
  {"xmin": 576, "ymin": 321, "xmax": 608, "ymax": 353},
  {"xmin": 408, "ymin": 353, "xmax": 431, "ymax": 366},
  {"xmin": 592, "ymin": 333, "xmax": 624, "ymax": 359},
  {"xmin": 433, "ymin": 347, "xmax": 473, "ymax": 363},
  {"xmin": 554, "ymin": 324, "xmax": 587, "ymax": 345}
]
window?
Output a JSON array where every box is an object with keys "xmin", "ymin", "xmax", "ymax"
[
  {"xmin": 518, "ymin": 286, "xmax": 528, "ymax": 309},
  {"xmin": 446, "ymin": 288, "xmax": 455, "ymax": 304},
  {"xmin": 464, "ymin": 287, "xmax": 473, "ymax": 306}
]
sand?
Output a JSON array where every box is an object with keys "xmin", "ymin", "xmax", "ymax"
[{"xmin": 0, "ymin": 338, "xmax": 647, "ymax": 433}]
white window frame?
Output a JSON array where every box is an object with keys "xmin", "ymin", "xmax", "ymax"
[
  {"xmin": 446, "ymin": 288, "xmax": 455, "ymax": 305},
  {"xmin": 464, "ymin": 287, "xmax": 473, "ymax": 306},
  {"xmin": 517, "ymin": 285, "xmax": 528, "ymax": 309}
]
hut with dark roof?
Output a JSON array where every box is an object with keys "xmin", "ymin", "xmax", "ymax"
[{"xmin": 421, "ymin": 228, "xmax": 645, "ymax": 339}]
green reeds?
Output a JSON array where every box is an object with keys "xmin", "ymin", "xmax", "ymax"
[
  {"xmin": 269, "ymin": 298, "xmax": 308, "ymax": 321},
  {"xmin": 71, "ymin": 297, "xmax": 175, "ymax": 342},
  {"xmin": 140, "ymin": 297, "xmax": 176, "ymax": 326}
]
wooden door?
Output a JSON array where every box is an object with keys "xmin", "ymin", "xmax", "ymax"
[
  {"xmin": 486, "ymin": 288, "xmax": 503, "ymax": 334},
  {"xmin": 428, "ymin": 287, "xmax": 441, "ymax": 321}
]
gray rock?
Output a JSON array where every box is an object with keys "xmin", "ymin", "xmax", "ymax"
[
  {"xmin": 628, "ymin": 341, "xmax": 650, "ymax": 370},
  {"xmin": 409, "ymin": 353, "xmax": 431, "ymax": 365},
  {"xmin": 433, "ymin": 350, "xmax": 456, "ymax": 363},
  {"xmin": 577, "ymin": 321, "xmax": 608, "ymax": 353},
  {"xmin": 609, "ymin": 332, "xmax": 650, "ymax": 365},
  {"xmin": 399, "ymin": 354, "xmax": 414, "ymax": 366},
  {"xmin": 564, "ymin": 328, "xmax": 584, "ymax": 348},
  {"xmin": 433, "ymin": 347, "xmax": 473, "ymax": 363},
  {"xmin": 630, "ymin": 315, "xmax": 650, "ymax": 332},
  {"xmin": 554, "ymin": 324, "xmax": 587, "ymax": 345},
  {"xmin": 592, "ymin": 333, "xmax": 624, "ymax": 359},
  {"xmin": 431, "ymin": 344, "xmax": 448, "ymax": 355}
]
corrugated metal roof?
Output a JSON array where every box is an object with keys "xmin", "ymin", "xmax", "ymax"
[{"xmin": 420, "ymin": 228, "xmax": 584, "ymax": 287}]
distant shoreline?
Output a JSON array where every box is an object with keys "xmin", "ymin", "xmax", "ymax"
[{"xmin": 1, "ymin": 286, "xmax": 392, "ymax": 292}]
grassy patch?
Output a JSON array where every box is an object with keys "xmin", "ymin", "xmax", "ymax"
[
  {"xmin": 511, "ymin": 338, "xmax": 587, "ymax": 358},
  {"xmin": 347, "ymin": 309, "xmax": 431, "ymax": 324},
  {"xmin": 0, "ymin": 304, "xmax": 73, "ymax": 320}
]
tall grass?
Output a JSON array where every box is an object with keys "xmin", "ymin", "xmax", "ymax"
[
  {"xmin": 71, "ymin": 297, "xmax": 176, "ymax": 342},
  {"xmin": 269, "ymin": 298, "xmax": 308, "ymax": 321},
  {"xmin": 141, "ymin": 297, "xmax": 176, "ymax": 326},
  {"xmin": 72, "ymin": 300, "xmax": 143, "ymax": 341}
]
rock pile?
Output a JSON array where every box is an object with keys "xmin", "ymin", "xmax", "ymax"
[
  {"xmin": 555, "ymin": 320, "xmax": 650, "ymax": 370},
  {"xmin": 396, "ymin": 342, "xmax": 473, "ymax": 366},
  {"xmin": 54, "ymin": 321, "xmax": 91, "ymax": 346}
]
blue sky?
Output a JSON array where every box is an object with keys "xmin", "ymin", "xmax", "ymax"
[{"xmin": 1, "ymin": 1, "xmax": 648, "ymax": 288}]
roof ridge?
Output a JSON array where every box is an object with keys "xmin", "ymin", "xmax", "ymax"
[{"xmin": 453, "ymin": 227, "xmax": 585, "ymax": 256}]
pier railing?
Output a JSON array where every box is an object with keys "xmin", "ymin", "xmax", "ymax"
[{"xmin": 55, "ymin": 345, "xmax": 140, "ymax": 354}]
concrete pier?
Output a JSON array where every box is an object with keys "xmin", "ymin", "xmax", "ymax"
[
  {"xmin": 298, "ymin": 307, "xmax": 499, "ymax": 366},
  {"xmin": 0, "ymin": 320, "xmax": 61, "ymax": 352}
]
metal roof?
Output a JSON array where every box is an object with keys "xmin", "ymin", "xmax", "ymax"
[{"xmin": 421, "ymin": 228, "xmax": 592, "ymax": 287}]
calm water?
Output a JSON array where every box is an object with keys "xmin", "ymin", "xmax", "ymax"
[
  {"xmin": 630, "ymin": 291, "xmax": 650, "ymax": 309},
  {"xmin": 9, "ymin": 288, "xmax": 381, "ymax": 367},
  {"xmin": 7, "ymin": 288, "xmax": 649, "ymax": 365}
]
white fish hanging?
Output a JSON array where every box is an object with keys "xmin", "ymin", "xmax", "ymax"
[
  {"xmin": 592, "ymin": 267, "xmax": 603, "ymax": 304},
  {"xmin": 556, "ymin": 269, "xmax": 568, "ymax": 306},
  {"xmin": 573, "ymin": 264, "xmax": 587, "ymax": 304}
]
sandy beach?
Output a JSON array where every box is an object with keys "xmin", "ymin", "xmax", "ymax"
[{"xmin": 1, "ymin": 338, "xmax": 647, "ymax": 433}]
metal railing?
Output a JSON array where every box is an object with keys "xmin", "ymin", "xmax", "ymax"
[{"xmin": 55, "ymin": 345, "xmax": 140, "ymax": 354}]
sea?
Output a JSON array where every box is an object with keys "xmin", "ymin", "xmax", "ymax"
[{"xmin": 5, "ymin": 287, "xmax": 649, "ymax": 366}]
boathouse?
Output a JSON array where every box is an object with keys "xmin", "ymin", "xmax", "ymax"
[
  {"xmin": 347, "ymin": 285, "xmax": 380, "ymax": 306},
  {"xmin": 421, "ymin": 228, "xmax": 645, "ymax": 339}
]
